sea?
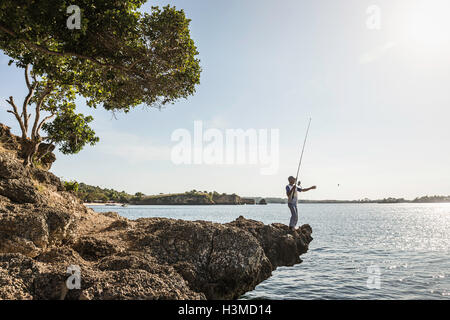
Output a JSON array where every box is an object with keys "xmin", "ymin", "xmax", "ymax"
[{"xmin": 88, "ymin": 203, "xmax": 450, "ymax": 300}]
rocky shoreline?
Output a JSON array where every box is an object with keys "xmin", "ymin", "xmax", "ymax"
[{"xmin": 0, "ymin": 125, "xmax": 313, "ymax": 300}]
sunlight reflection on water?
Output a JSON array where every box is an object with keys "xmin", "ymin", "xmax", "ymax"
[{"xmin": 89, "ymin": 203, "xmax": 450, "ymax": 300}]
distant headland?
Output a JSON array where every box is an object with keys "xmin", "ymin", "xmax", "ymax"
[{"xmin": 67, "ymin": 182, "xmax": 261, "ymax": 205}]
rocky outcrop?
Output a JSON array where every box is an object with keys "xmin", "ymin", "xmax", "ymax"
[
  {"xmin": 212, "ymin": 193, "xmax": 242, "ymax": 205},
  {"xmin": 124, "ymin": 216, "xmax": 312, "ymax": 299},
  {"xmin": 0, "ymin": 126, "xmax": 313, "ymax": 300},
  {"xmin": 133, "ymin": 192, "xmax": 248, "ymax": 205},
  {"xmin": 241, "ymin": 198, "xmax": 256, "ymax": 205},
  {"xmin": 133, "ymin": 193, "xmax": 214, "ymax": 205}
]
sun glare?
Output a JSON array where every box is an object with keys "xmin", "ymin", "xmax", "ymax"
[{"xmin": 394, "ymin": 0, "xmax": 450, "ymax": 52}]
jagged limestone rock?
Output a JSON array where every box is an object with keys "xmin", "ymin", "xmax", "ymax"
[{"xmin": 0, "ymin": 124, "xmax": 313, "ymax": 300}]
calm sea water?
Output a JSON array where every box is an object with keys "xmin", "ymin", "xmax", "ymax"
[{"xmin": 89, "ymin": 203, "xmax": 450, "ymax": 300}]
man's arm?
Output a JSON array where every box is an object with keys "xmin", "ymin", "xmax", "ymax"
[
  {"xmin": 300, "ymin": 186, "xmax": 317, "ymax": 192},
  {"xmin": 286, "ymin": 186, "xmax": 296, "ymax": 198}
]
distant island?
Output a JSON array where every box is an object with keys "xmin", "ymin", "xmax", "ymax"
[
  {"xmin": 66, "ymin": 182, "xmax": 259, "ymax": 205},
  {"xmin": 130, "ymin": 191, "xmax": 256, "ymax": 206},
  {"xmin": 64, "ymin": 181, "xmax": 450, "ymax": 205}
]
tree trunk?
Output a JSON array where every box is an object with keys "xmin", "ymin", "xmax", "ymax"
[
  {"xmin": 34, "ymin": 143, "xmax": 55, "ymax": 167},
  {"xmin": 21, "ymin": 138, "xmax": 40, "ymax": 167}
]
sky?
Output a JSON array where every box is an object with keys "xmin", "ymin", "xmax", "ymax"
[{"xmin": 1, "ymin": 0, "xmax": 449, "ymax": 200}]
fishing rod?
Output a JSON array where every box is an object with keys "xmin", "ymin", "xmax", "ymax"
[{"xmin": 295, "ymin": 117, "xmax": 312, "ymax": 186}]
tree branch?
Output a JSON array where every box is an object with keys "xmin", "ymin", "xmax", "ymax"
[
  {"xmin": 31, "ymin": 86, "xmax": 52, "ymax": 139},
  {"xmin": 36, "ymin": 113, "xmax": 55, "ymax": 138},
  {"xmin": 128, "ymin": 56, "xmax": 147, "ymax": 70},
  {"xmin": 0, "ymin": 24, "xmax": 138, "ymax": 75},
  {"xmin": 34, "ymin": 141, "xmax": 54, "ymax": 163},
  {"xmin": 5, "ymin": 97, "xmax": 27, "ymax": 139},
  {"xmin": 22, "ymin": 64, "xmax": 37, "ymax": 134},
  {"xmin": 25, "ymin": 64, "xmax": 31, "ymax": 90}
]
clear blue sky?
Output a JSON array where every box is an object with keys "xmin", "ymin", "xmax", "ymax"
[{"xmin": 1, "ymin": 0, "xmax": 449, "ymax": 200}]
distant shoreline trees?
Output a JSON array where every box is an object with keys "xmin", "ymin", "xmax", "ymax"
[
  {"xmin": 63, "ymin": 180, "xmax": 450, "ymax": 204},
  {"xmin": 412, "ymin": 195, "xmax": 450, "ymax": 203},
  {"xmin": 67, "ymin": 182, "xmax": 248, "ymax": 205}
]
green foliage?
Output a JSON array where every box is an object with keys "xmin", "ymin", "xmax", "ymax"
[
  {"xmin": 0, "ymin": 1, "xmax": 201, "ymax": 111},
  {"xmin": 134, "ymin": 192, "xmax": 145, "ymax": 201},
  {"xmin": 71, "ymin": 184, "xmax": 242, "ymax": 204},
  {"xmin": 42, "ymin": 104, "xmax": 99, "ymax": 154},
  {"xmin": 64, "ymin": 180, "xmax": 79, "ymax": 192},
  {"xmin": 74, "ymin": 182, "xmax": 139, "ymax": 203},
  {"xmin": 184, "ymin": 190, "xmax": 213, "ymax": 199}
]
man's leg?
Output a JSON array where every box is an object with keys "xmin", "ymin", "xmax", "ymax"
[
  {"xmin": 288, "ymin": 203, "xmax": 298, "ymax": 229},
  {"xmin": 292, "ymin": 204, "xmax": 298, "ymax": 227}
]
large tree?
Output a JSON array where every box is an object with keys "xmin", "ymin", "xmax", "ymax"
[
  {"xmin": 4, "ymin": 65, "xmax": 99, "ymax": 166},
  {"xmin": 0, "ymin": 1, "xmax": 201, "ymax": 166}
]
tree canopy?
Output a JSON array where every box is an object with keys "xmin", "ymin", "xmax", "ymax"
[
  {"xmin": 0, "ymin": 1, "xmax": 201, "ymax": 166},
  {"xmin": 0, "ymin": 1, "xmax": 201, "ymax": 111}
]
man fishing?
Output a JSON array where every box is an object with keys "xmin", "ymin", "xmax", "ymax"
[
  {"xmin": 287, "ymin": 117, "xmax": 316, "ymax": 230},
  {"xmin": 286, "ymin": 176, "xmax": 316, "ymax": 230}
]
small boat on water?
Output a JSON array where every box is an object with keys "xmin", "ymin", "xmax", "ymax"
[{"xmin": 121, "ymin": 204, "xmax": 128, "ymax": 207}]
